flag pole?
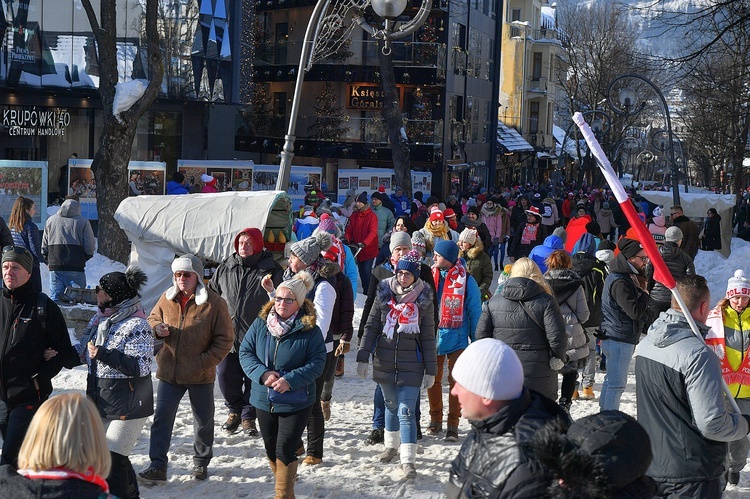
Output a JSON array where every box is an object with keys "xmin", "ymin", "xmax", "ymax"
[{"xmin": 571, "ymin": 112, "xmax": 742, "ymax": 415}]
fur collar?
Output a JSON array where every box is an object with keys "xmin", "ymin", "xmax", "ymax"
[
  {"xmin": 259, "ymin": 299, "xmax": 317, "ymax": 331},
  {"xmin": 165, "ymin": 278, "xmax": 208, "ymax": 305},
  {"xmin": 463, "ymin": 244, "xmax": 485, "ymax": 260}
]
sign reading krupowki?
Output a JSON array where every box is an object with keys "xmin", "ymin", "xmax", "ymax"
[
  {"xmin": 3, "ymin": 107, "xmax": 71, "ymax": 136},
  {"xmin": 347, "ymin": 84, "xmax": 402, "ymax": 110}
]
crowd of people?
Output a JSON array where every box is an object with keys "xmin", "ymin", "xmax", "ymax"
[{"xmin": 0, "ymin": 180, "xmax": 749, "ymax": 498}]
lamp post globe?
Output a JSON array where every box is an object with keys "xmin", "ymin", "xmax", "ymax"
[
  {"xmin": 371, "ymin": 0, "xmax": 408, "ymax": 19},
  {"xmin": 618, "ymin": 87, "xmax": 637, "ymax": 110}
]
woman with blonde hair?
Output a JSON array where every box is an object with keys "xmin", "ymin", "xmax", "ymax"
[
  {"xmin": 0, "ymin": 392, "xmax": 113, "ymax": 497},
  {"xmin": 8, "ymin": 196, "xmax": 42, "ymax": 292},
  {"xmin": 476, "ymin": 257, "xmax": 567, "ymax": 400}
]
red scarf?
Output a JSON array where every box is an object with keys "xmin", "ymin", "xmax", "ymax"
[
  {"xmin": 18, "ymin": 467, "xmax": 109, "ymax": 493},
  {"xmin": 432, "ymin": 260, "xmax": 467, "ymax": 329}
]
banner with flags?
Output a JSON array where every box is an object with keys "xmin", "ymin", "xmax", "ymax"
[{"xmin": 572, "ymin": 112, "xmax": 676, "ymax": 290}]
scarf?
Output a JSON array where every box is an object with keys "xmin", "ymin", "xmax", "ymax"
[
  {"xmin": 384, "ymin": 278, "xmax": 424, "ymax": 339},
  {"xmin": 423, "ymin": 220, "xmax": 448, "ymax": 239},
  {"xmin": 18, "ymin": 467, "xmax": 109, "ymax": 493},
  {"xmin": 521, "ymin": 223, "xmax": 539, "ymax": 245},
  {"xmin": 706, "ymin": 305, "xmax": 750, "ymax": 388},
  {"xmin": 432, "ymin": 259, "xmax": 468, "ymax": 329},
  {"xmin": 267, "ymin": 310, "xmax": 297, "ymax": 338},
  {"xmin": 92, "ymin": 296, "xmax": 146, "ymax": 347}
]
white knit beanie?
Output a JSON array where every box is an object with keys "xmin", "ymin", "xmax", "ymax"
[
  {"xmin": 278, "ymin": 270, "xmax": 315, "ymax": 307},
  {"xmin": 452, "ymin": 339, "xmax": 524, "ymax": 401},
  {"xmin": 458, "ymin": 227, "xmax": 478, "ymax": 245},
  {"xmin": 726, "ymin": 269, "xmax": 750, "ymax": 299},
  {"xmin": 167, "ymin": 254, "xmax": 208, "ymax": 305}
]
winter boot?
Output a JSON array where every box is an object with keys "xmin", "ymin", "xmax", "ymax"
[
  {"xmin": 558, "ymin": 397, "xmax": 571, "ymax": 413},
  {"xmin": 269, "ymin": 458, "xmax": 277, "ymax": 476},
  {"xmin": 571, "ymin": 389, "xmax": 579, "ymax": 400},
  {"xmin": 378, "ymin": 430, "xmax": 400, "ymax": 463},
  {"xmin": 274, "ymin": 459, "xmax": 298, "ymax": 499},
  {"xmin": 580, "ymin": 386, "xmax": 595, "ymax": 400},
  {"xmin": 400, "ymin": 443, "xmax": 418, "ymax": 479},
  {"xmin": 107, "ymin": 452, "xmax": 140, "ymax": 499}
]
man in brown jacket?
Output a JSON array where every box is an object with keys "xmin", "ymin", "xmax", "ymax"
[{"xmin": 139, "ymin": 254, "xmax": 233, "ymax": 483}]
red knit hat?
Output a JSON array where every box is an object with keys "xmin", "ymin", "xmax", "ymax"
[{"xmin": 429, "ymin": 210, "xmax": 444, "ymax": 222}]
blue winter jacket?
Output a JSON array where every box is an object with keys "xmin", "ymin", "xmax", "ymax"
[
  {"xmin": 390, "ymin": 193, "xmax": 410, "ymax": 217},
  {"xmin": 435, "ymin": 261, "xmax": 482, "ymax": 355},
  {"xmin": 239, "ymin": 300, "xmax": 326, "ymax": 413},
  {"xmin": 343, "ymin": 244, "xmax": 359, "ymax": 295},
  {"xmin": 528, "ymin": 235, "xmax": 565, "ymax": 273}
]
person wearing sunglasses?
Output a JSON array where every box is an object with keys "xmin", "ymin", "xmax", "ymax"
[
  {"xmin": 140, "ymin": 254, "xmax": 233, "ymax": 483},
  {"xmin": 598, "ymin": 238, "xmax": 657, "ymax": 412},
  {"xmin": 239, "ymin": 270, "xmax": 326, "ymax": 498},
  {"xmin": 0, "ymin": 245, "xmax": 73, "ymax": 467}
]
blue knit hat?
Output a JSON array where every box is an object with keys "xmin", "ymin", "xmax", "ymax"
[
  {"xmin": 395, "ymin": 250, "xmax": 422, "ymax": 277},
  {"xmin": 434, "ymin": 239, "xmax": 459, "ymax": 264}
]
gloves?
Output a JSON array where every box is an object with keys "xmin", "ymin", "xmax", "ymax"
[
  {"xmin": 549, "ymin": 357, "xmax": 565, "ymax": 371},
  {"xmin": 422, "ymin": 374, "xmax": 435, "ymax": 389},
  {"xmin": 492, "ymin": 237, "xmax": 501, "ymax": 245},
  {"xmin": 335, "ymin": 341, "xmax": 351, "ymax": 357},
  {"xmin": 357, "ymin": 362, "xmax": 369, "ymax": 380}
]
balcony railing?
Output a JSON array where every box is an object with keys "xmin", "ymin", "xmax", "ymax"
[{"xmin": 243, "ymin": 114, "xmax": 443, "ymax": 146}]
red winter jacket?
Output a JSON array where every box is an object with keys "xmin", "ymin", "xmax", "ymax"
[{"xmin": 345, "ymin": 207, "xmax": 379, "ymax": 262}]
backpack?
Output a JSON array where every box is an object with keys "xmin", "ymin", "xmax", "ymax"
[{"xmin": 542, "ymin": 202, "xmax": 554, "ymax": 218}]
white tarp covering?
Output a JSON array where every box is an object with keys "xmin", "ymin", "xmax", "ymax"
[
  {"xmin": 115, "ymin": 190, "xmax": 292, "ymax": 310},
  {"xmin": 640, "ymin": 189, "xmax": 736, "ymax": 259}
]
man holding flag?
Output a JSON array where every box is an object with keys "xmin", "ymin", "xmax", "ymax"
[
  {"xmin": 598, "ymin": 237, "xmax": 655, "ymax": 411},
  {"xmin": 635, "ymin": 275, "xmax": 750, "ymax": 497}
]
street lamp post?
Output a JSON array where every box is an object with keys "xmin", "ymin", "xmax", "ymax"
[
  {"xmin": 606, "ymin": 74, "xmax": 681, "ymax": 206},
  {"xmin": 274, "ymin": 0, "xmax": 432, "ymax": 191}
]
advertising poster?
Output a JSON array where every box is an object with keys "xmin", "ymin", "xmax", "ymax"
[
  {"xmin": 177, "ymin": 160, "xmax": 255, "ymax": 193},
  {"xmin": 0, "ymin": 160, "xmax": 48, "ymax": 228},
  {"xmin": 127, "ymin": 162, "xmax": 167, "ymax": 196},
  {"xmin": 252, "ymin": 165, "xmax": 322, "ymax": 210},
  {"xmin": 337, "ymin": 168, "xmax": 432, "ymax": 206}
]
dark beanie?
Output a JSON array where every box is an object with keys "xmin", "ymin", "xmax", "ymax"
[
  {"xmin": 357, "ymin": 191, "xmax": 368, "ymax": 204},
  {"xmin": 468, "ymin": 206, "xmax": 481, "ymax": 218},
  {"xmin": 618, "ymin": 238, "xmax": 642, "ymax": 259},
  {"xmin": 586, "ymin": 221, "xmax": 601, "ymax": 235},
  {"xmin": 99, "ymin": 267, "xmax": 148, "ymax": 306},
  {"xmin": 425, "ymin": 196, "xmax": 440, "ymax": 207},
  {"xmin": 1, "ymin": 246, "xmax": 33, "ymax": 274},
  {"xmin": 434, "ymin": 239, "xmax": 459, "ymax": 265}
]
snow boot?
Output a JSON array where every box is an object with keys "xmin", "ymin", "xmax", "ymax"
[
  {"xmin": 580, "ymin": 385, "xmax": 595, "ymax": 400},
  {"xmin": 107, "ymin": 452, "xmax": 140, "ymax": 499},
  {"xmin": 378, "ymin": 430, "xmax": 399, "ymax": 463},
  {"xmin": 274, "ymin": 459, "xmax": 298, "ymax": 499},
  {"xmin": 400, "ymin": 443, "xmax": 417, "ymax": 479}
]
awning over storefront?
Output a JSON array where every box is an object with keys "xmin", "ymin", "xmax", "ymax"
[
  {"xmin": 553, "ymin": 124, "xmax": 586, "ymax": 159},
  {"xmin": 497, "ymin": 121, "xmax": 534, "ymax": 153}
]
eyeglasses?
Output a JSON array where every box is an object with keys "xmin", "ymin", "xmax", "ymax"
[
  {"xmin": 632, "ymin": 255, "xmax": 649, "ymax": 263},
  {"xmin": 395, "ymin": 270, "xmax": 414, "ymax": 277},
  {"xmin": 174, "ymin": 272, "xmax": 194, "ymax": 278},
  {"xmin": 274, "ymin": 296, "xmax": 296, "ymax": 305}
]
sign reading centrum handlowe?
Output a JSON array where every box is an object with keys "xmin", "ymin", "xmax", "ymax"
[
  {"xmin": 347, "ymin": 85, "xmax": 403, "ymax": 110},
  {"xmin": 2, "ymin": 107, "xmax": 71, "ymax": 136}
]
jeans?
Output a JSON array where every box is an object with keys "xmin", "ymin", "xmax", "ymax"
[
  {"xmin": 379, "ymin": 383, "xmax": 420, "ymax": 444},
  {"xmin": 598, "ymin": 339, "xmax": 635, "ymax": 411},
  {"xmin": 148, "ymin": 381, "xmax": 215, "ymax": 470},
  {"xmin": 488, "ymin": 243, "xmax": 506, "ymax": 270},
  {"xmin": 372, "ymin": 384, "xmax": 421, "ymax": 431},
  {"xmin": 427, "ymin": 349, "xmax": 464, "ymax": 428},
  {"xmin": 581, "ymin": 329, "xmax": 598, "ymax": 387},
  {"xmin": 0, "ymin": 398, "xmax": 43, "ymax": 466},
  {"xmin": 305, "ymin": 351, "xmax": 335, "ymax": 458},
  {"xmin": 217, "ymin": 351, "xmax": 256, "ymax": 421},
  {"xmin": 357, "ymin": 258, "xmax": 375, "ymax": 295},
  {"xmin": 257, "ymin": 405, "xmax": 313, "ymax": 466},
  {"xmin": 49, "ymin": 270, "xmax": 86, "ymax": 301}
]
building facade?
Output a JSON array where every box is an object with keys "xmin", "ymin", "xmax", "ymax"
[
  {"xmin": 235, "ymin": 0, "xmax": 501, "ymax": 196},
  {"xmin": 497, "ymin": 0, "xmax": 566, "ymax": 186}
]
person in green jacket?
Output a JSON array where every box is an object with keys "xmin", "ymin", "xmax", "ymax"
[{"xmin": 458, "ymin": 228, "xmax": 494, "ymax": 301}]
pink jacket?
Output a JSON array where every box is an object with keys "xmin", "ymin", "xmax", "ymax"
[{"xmin": 481, "ymin": 206, "xmax": 510, "ymax": 240}]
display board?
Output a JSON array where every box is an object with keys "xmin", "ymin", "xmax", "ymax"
[
  {"xmin": 176, "ymin": 160, "xmax": 255, "ymax": 192},
  {"xmin": 0, "ymin": 160, "xmax": 48, "ymax": 228},
  {"xmin": 252, "ymin": 165, "xmax": 322, "ymax": 210},
  {"xmin": 64, "ymin": 158, "xmax": 166, "ymax": 220},
  {"xmin": 336, "ymin": 168, "xmax": 432, "ymax": 204}
]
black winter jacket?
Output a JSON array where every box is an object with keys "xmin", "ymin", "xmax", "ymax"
[
  {"xmin": 570, "ymin": 252, "xmax": 607, "ymax": 328},
  {"xmin": 671, "ymin": 215, "xmax": 700, "ymax": 259},
  {"xmin": 329, "ymin": 271, "xmax": 354, "ymax": 343},
  {"xmin": 357, "ymin": 279, "xmax": 436, "ymax": 387},
  {"xmin": 600, "ymin": 255, "xmax": 654, "ymax": 345},
  {"xmin": 208, "ymin": 249, "xmax": 284, "ymax": 349},
  {"xmin": 702, "ymin": 214, "xmax": 722, "ymax": 251},
  {"xmin": 0, "ymin": 465, "xmax": 111, "ymax": 499},
  {"xmin": 645, "ymin": 242, "xmax": 694, "ymax": 304},
  {"xmin": 358, "ymin": 261, "xmax": 437, "ymax": 341},
  {"xmin": 508, "ymin": 220, "xmax": 544, "ymax": 260},
  {"xmin": 0, "ymin": 282, "xmax": 71, "ymax": 406},
  {"xmin": 476, "ymin": 277, "xmax": 567, "ymax": 400},
  {"xmin": 446, "ymin": 389, "xmax": 570, "ymax": 499}
]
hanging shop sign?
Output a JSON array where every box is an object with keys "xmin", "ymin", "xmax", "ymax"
[
  {"xmin": 2, "ymin": 107, "xmax": 72, "ymax": 136},
  {"xmin": 347, "ymin": 85, "xmax": 403, "ymax": 110}
]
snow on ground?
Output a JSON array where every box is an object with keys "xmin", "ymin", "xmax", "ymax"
[{"xmin": 36, "ymin": 239, "xmax": 750, "ymax": 496}]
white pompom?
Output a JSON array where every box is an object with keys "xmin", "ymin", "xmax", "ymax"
[{"xmin": 735, "ymin": 269, "xmax": 745, "ymax": 279}]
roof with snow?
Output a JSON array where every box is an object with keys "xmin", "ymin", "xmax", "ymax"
[{"xmin": 497, "ymin": 121, "xmax": 534, "ymax": 153}]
